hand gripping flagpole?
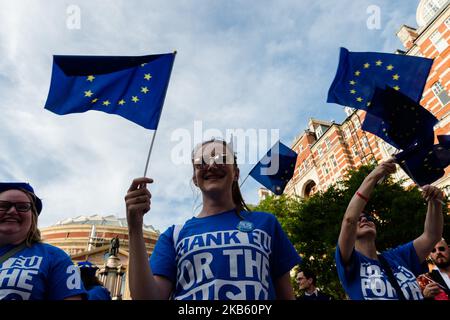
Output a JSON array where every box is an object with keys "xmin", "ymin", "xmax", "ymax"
[{"xmin": 143, "ymin": 50, "xmax": 177, "ymax": 178}]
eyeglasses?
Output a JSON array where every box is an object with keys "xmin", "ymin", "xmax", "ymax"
[
  {"xmin": 431, "ymin": 246, "xmax": 447, "ymax": 253},
  {"xmin": 358, "ymin": 214, "xmax": 375, "ymax": 223},
  {"xmin": 193, "ymin": 153, "xmax": 234, "ymax": 170},
  {"xmin": 0, "ymin": 201, "xmax": 32, "ymax": 213}
]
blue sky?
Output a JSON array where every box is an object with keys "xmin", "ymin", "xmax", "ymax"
[{"xmin": 0, "ymin": 0, "xmax": 419, "ymax": 232}]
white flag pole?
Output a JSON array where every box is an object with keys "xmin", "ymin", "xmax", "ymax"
[
  {"xmin": 141, "ymin": 50, "xmax": 177, "ymax": 178},
  {"xmin": 143, "ymin": 130, "xmax": 158, "ymax": 177}
]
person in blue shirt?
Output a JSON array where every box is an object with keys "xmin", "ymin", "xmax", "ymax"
[
  {"xmin": 0, "ymin": 182, "xmax": 86, "ymax": 300},
  {"xmin": 77, "ymin": 261, "xmax": 112, "ymax": 300},
  {"xmin": 125, "ymin": 139, "xmax": 301, "ymax": 300},
  {"xmin": 335, "ymin": 159, "xmax": 444, "ymax": 300}
]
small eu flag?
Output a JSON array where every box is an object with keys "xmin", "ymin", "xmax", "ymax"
[
  {"xmin": 394, "ymin": 135, "xmax": 450, "ymax": 186},
  {"xmin": 45, "ymin": 53, "xmax": 176, "ymax": 130},
  {"xmin": 361, "ymin": 86, "xmax": 438, "ymax": 150},
  {"xmin": 327, "ymin": 47, "xmax": 433, "ymax": 110},
  {"xmin": 249, "ymin": 141, "xmax": 298, "ymax": 195}
]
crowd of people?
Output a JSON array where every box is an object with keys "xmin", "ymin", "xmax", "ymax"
[{"xmin": 0, "ymin": 139, "xmax": 448, "ymax": 300}]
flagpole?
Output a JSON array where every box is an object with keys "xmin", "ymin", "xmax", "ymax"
[
  {"xmin": 239, "ymin": 174, "xmax": 250, "ymax": 189},
  {"xmin": 142, "ymin": 50, "xmax": 177, "ymax": 178},
  {"xmin": 143, "ymin": 130, "xmax": 157, "ymax": 177}
]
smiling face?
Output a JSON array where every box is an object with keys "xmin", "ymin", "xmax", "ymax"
[
  {"xmin": 356, "ymin": 213, "xmax": 377, "ymax": 239},
  {"xmin": 192, "ymin": 141, "xmax": 238, "ymax": 196},
  {"xmin": 0, "ymin": 189, "xmax": 34, "ymax": 245},
  {"xmin": 430, "ymin": 239, "xmax": 450, "ymax": 269}
]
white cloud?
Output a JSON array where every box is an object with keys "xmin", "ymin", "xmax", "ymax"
[{"xmin": 0, "ymin": 0, "xmax": 418, "ymax": 232}]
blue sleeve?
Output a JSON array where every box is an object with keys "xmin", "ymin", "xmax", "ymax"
[
  {"xmin": 270, "ymin": 217, "xmax": 302, "ymax": 279},
  {"xmin": 335, "ymin": 244, "xmax": 359, "ymax": 285},
  {"xmin": 87, "ymin": 286, "xmax": 112, "ymax": 300},
  {"xmin": 149, "ymin": 226, "xmax": 177, "ymax": 283},
  {"xmin": 47, "ymin": 247, "xmax": 87, "ymax": 300},
  {"xmin": 385, "ymin": 241, "xmax": 425, "ymax": 276}
]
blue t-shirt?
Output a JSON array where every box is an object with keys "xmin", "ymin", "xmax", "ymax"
[
  {"xmin": 0, "ymin": 242, "xmax": 87, "ymax": 300},
  {"xmin": 335, "ymin": 241, "xmax": 425, "ymax": 300},
  {"xmin": 87, "ymin": 285, "xmax": 112, "ymax": 300},
  {"xmin": 150, "ymin": 210, "xmax": 301, "ymax": 300}
]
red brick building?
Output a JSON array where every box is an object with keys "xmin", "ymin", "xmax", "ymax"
[{"xmin": 282, "ymin": 0, "xmax": 450, "ymax": 198}]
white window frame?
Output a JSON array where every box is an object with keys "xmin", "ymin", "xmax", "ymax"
[
  {"xmin": 432, "ymin": 81, "xmax": 450, "ymax": 106},
  {"xmin": 430, "ymin": 30, "xmax": 448, "ymax": 53},
  {"xmin": 325, "ymin": 137, "xmax": 331, "ymax": 150},
  {"xmin": 330, "ymin": 155, "xmax": 338, "ymax": 168}
]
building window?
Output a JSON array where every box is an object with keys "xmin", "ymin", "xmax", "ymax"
[
  {"xmin": 445, "ymin": 16, "xmax": 450, "ymax": 29},
  {"xmin": 299, "ymin": 144, "xmax": 304, "ymax": 153},
  {"xmin": 316, "ymin": 126, "xmax": 323, "ymax": 139},
  {"xmin": 352, "ymin": 145, "xmax": 359, "ymax": 157},
  {"xmin": 317, "ymin": 146, "xmax": 323, "ymax": 157},
  {"xmin": 322, "ymin": 163, "xmax": 329, "ymax": 175},
  {"xmin": 430, "ymin": 30, "xmax": 448, "ymax": 53},
  {"xmin": 330, "ymin": 155, "xmax": 338, "ymax": 168},
  {"xmin": 423, "ymin": 0, "xmax": 447, "ymax": 25},
  {"xmin": 432, "ymin": 81, "xmax": 450, "ymax": 106},
  {"xmin": 344, "ymin": 128, "xmax": 351, "ymax": 139},
  {"xmin": 325, "ymin": 137, "xmax": 331, "ymax": 150},
  {"xmin": 362, "ymin": 136, "xmax": 370, "ymax": 149}
]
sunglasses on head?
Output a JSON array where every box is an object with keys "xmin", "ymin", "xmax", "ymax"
[
  {"xmin": 358, "ymin": 214, "xmax": 375, "ymax": 223},
  {"xmin": 431, "ymin": 246, "xmax": 447, "ymax": 253}
]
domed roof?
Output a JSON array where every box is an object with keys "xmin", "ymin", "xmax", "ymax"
[
  {"xmin": 416, "ymin": 0, "xmax": 448, "ymax": 27},
  {"xmin": 53, "ymin": 214, "xmax": 158, "ymax": 233}
]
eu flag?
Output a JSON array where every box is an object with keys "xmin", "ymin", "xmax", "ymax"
[
  {"xmin": 45, "ymin": 53, "xmax": 176, "ymax": 130},
  {"xmin": 327, "ymin": 47, "xmax": 433, "ymax": 110},
  {"xmin": 361, "ymin": 86, "xmax": 438, "ymax": 150},
  {"xmin": 394, "ymin": 135, "xmax": 450, "ymax": 186},
  {"xmin": 249, "ymin": 141, "xmax": 297, "ymax": 195}
]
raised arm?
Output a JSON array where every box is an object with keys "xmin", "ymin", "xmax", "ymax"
[
  {"xmin": 338, "ymin": 159, "xmax": 396, "ymax": 265},
  {"xmin": 126, "ymin": 177, "xmax": 173, "ymax": 300},
  {"xmin": 413, "ymin": 185, "xmax": 444, "ymax": 263}
]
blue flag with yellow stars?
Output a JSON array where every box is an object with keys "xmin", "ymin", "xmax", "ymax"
[
  {"xmin": 45, "ymin": 53, "xmax": 176, "ymax": 130},
  {"xmin": 394, "ymin": 135, "xmax": 450, "ymax": 186},
  {"xmin": 249, "ymin": 141, "xmax": 298, "ymax": 196},
  {"xmin": 327, "ymin": 47, "xmax": 433, "ymax": 110},
  {"xmin": 362, "ymin": 86, "xmax": 438, "ymax": 150}
]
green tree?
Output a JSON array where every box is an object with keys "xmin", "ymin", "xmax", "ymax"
[{"xmin": 254, "ymin": 164, "xmax": 449, "ymax": 299}]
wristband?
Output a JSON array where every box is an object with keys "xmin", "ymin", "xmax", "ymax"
[{"xmin": 356, "ymin": 191, "xmax": 369, "ymax": 202}]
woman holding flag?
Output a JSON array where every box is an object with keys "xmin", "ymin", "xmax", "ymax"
[
  {"xmin": 335, "ymin": 158, "xmax": 444, "ymax": 300},
  {"xmin": 125, "ymin": 138, "xmax": 301, "ymax": 300}
]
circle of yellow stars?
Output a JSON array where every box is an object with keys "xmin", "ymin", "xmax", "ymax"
[
  {"xmin": 348, "ymin": 59, "xmax": 401, "ymax": 108},
  {"xmin": 82, "ymin": 64, "xmax": 152, "ymax": 107}
]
